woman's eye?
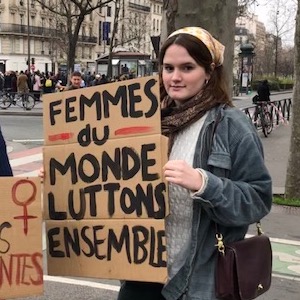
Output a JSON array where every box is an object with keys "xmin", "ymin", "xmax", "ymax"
[
  {"xmin": 183, "ymin": 65, "xmax": 194, "ymax": 71},
  {"xmin": 164, "ymin": 65, "xmax": 173, "ymax": 72}
]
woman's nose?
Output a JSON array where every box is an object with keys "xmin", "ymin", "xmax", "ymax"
[{"xmin": 171, "ymin": 69, "xmax": 181, "ymax": 81}]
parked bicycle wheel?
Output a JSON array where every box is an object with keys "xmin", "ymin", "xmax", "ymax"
[
  {"xmin": 0, "ymin": 94, "xmax": 12, "ymax": 109},
  {"xmin": 261, "ymin": 111, "xmax": 273, "ymax": 137},
  {"xmin": 22, "ymin": 94, "xmax": 35, "ymax": 110}
]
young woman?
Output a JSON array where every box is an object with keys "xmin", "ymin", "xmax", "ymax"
[{"xmin": 117, "ymin": 27, "xmax": 272, "ymax": 300}]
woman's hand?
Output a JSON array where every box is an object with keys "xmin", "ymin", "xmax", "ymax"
[{"xmin": 163, "ymin": 160, "xmax": 203, "ymax": 191}]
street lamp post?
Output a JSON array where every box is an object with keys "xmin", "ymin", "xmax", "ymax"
[
  {"xmin": 20, "ymin": 0, "xmax": 30, "ymax": 73},
  {"xmin": 239, "ymin": 43, "xmax": 255, "ymax": 95},
  {"xmin": 27, "ymin": 0, "xmax": 30, "ymax": 73}
]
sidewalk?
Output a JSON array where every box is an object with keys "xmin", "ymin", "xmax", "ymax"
[
  {"xmin": 0, "ymin": 99, "xmax": 43, "ymax": 116},
  {"xmin": 233, "ymin": 89, "xmax": 293, "ymax": 101},
  {"xmin": 261, "ymin": 122, "xmax": 290, "ymax": 195}
]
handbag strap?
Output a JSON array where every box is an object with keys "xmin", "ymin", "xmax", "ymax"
[
  {"xmin": 209, "ymin": 107, "xmax": 263, "ymax": 255},
  {"xmin": 215, "ymin": 222, "xmax": 263, "ymax": 255}
]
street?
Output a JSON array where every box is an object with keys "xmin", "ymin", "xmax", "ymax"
[{"xmin": 0, "ymin": 91, "xmax": 300, "ymax": 300}]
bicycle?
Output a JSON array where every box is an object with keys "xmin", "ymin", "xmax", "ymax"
[
  {"xmin": 0, "ymin": 89, "xmax": 35, "ymax": 110},
  {"xmin": 253, "ymin": 101, "xmax": 273, "ymax": 137}
]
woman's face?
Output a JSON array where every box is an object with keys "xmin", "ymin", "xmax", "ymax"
[{"xmin": 162, "ymin": 44, "xmax": 209, "ymax": 103}]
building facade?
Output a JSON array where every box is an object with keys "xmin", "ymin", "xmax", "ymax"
[{"xmin": 0, "ymin": 0, "xmax": 163, "ymax": 75}]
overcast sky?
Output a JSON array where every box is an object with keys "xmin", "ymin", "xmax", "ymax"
[{"xmin": 250, "ymin": 0, "xmax": 297, "ymax": 45}]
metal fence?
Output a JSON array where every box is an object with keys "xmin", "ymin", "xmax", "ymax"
[{"xmin": 241, "ymin": 98, "xmax": 292, "ymax": 127}]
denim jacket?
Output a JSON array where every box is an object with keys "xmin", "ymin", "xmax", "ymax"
[{"xmin": 162, "ymin": 105, "xmax": 272, "ymax": 300}]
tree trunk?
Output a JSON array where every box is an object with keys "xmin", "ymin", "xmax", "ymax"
[
  {"xmin": 107, "ymin": 1, "xmax": 121, "ymax": 79},
  {"xmin": 285, "ymin": 0, "xmax": 300, "ymax": 199},
  {"xmin": 162, "ymin": 0, "xmax": 238, "ymax": 94},
  {"xmin": 66, "ymin": 15, "xmax": 83, "ymax": 76},
  {"xmin": 67, "ymin": 36, "xmax": 77, "ymax": 75}
]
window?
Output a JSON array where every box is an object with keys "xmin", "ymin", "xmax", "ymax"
[
  {"xmin": 31, "ymin": 15, "xmax": 35, "ymax": 27},
  {"xmin": 98, "ymin": 21, "xmax": 102, "ymax": 45},
  {"xmin": 11, "ymin": 38, "xmax": 15, "ymax": 54},
  {"xmin": 107, "ymin": 6, "xmax": 111, "ymax": 17}
]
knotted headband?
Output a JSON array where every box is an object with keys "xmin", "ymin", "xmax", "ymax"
[{"xmin": 168, "ymin": 27, "xmax": 225, "ymax": 66}]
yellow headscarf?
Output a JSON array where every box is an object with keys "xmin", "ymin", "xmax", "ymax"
[{"xmin": 168, "ymin": 27, "xmax": 225, "ymax": 66}]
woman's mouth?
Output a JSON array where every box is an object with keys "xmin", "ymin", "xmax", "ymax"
[{"xmin": 170, "ymin": 86, "xmax": 184, "ymax": 90}]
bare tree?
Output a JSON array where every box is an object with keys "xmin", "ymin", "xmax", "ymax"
[
  {"xmin": 265, "ymin": 0, "xmax": 296, "ymax": 77},
  {"xmin": 35, "ymin": 0, "xmax": 113, "ymax": 75},
  {"xmin": 277, "ymin": 46, "xmax": 294, "ymax": 77},
  {"xmin": 106, "ymin": 1, "xmax": 150, "ymax": 77},
  {"xmin": 285, "ymin": 0, "xmax": 300, "ymax": 199},
  {"xmin": 241, "ymin": 0, "xmax": 296, "ymax": 79}
]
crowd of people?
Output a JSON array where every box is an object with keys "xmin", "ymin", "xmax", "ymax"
[{"xmin": 0, "ymin": 69, "xmax": 130, "ymax": 100}]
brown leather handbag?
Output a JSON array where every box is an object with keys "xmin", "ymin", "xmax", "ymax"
[{"xmin": 215, "ymin": 223, "xmax": 272, "ymax": 300}]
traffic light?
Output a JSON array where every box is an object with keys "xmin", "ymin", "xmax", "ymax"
[{"xmin": 31, "ymin": 57, "xmax": 35, "ymax": 64}]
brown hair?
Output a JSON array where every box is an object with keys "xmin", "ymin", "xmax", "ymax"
[
  {"xmin": 71, "ymin": 71, "xmax": 82, "ymax": 78},
  {"xmin": 159, "ymin": 33, "xmax": 232, "ymax": 106}
]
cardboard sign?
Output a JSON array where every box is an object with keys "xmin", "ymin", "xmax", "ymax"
[
  {"xmin": 46, "ymin": 219, "xmax": 167, "ymax": 283},
  {"xmin": 0, "ymin": 177, "xmax": 43, "ymax": 299},
  {"xmin": 43, "ymin": 76, "xmax": 160, "ymax": 146},
  {"xmin": 43, "ymin": 76, "xmax": 169, "ymax": 283},
  {"xmin": 43, "ymin": 135, "xmax": 168, "ymax": 220}
]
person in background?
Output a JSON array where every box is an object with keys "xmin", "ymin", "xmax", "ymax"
[
  {"xmin": 3, "ymin": 71, "xmax": 12, "ymax": 90},
  {"xmin": 0, "ymin": 128, "xmax": 13, "ymax": 176},
  {"xmin": 80, "ymin": 75, "xmax": 86, "ymax": 88},
  {"xmin": 57, "ymin": 71, "xmax": 83, "ymax": 91},
  {"xmin": 117, "ymin": 26, "xmax": 272, "ymax": 300},
  {"xmin": 32, "ymin": 71, "xmax": 42, "ymax": 101},
  {"xmin": 92, "ymin": 74, "xmax": 102, "ymax": 86},
  {"xmin": 17, "ymin": 70, "xmax": 29, "ymax": 94},
  {"xmin": 99, "ymin": 74, "xmax": 108, "ymax": 84},
  {"xmin": 25, "ymin": 69, "xmax": 33, "ymax": 92},
  {"xmin": 0, "ymin": 72, "xmax": 4, "ymax": 91},
  {"xmin": 10, "ymin": 71, "xmax": 18, "ymax": 93},
  {"xmin": 43, "ymin": 73, "xmax": 54, "ymax": 94},
  {"xmin": 257, "ymin": 79, "xmax": 271, "ymax": 102}
]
